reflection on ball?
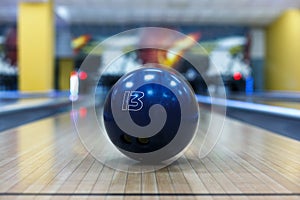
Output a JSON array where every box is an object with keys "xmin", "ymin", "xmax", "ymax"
[{"xmin": 103, "ymin": 67, "xmax": 199, "ymax": 163}]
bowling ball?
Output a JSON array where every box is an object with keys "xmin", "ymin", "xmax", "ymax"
[{"xmin": 103, "ymin": 66, "xmax": 199, "ymax": 163}]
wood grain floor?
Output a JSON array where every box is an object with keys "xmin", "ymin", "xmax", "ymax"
[{"xmin": 0, "ymin": 106, "xmax": 299, "ymax": 200}]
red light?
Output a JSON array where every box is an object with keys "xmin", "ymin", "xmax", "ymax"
[
  {"xmin": 79, "ymin": 107, "xmax": 87, "ymax": 118},
  {"xmin": 233, "ymin": 72, "xmax": 242, "ymax": 81},
  {"xmin": 79, "ymin": 71, "xmax": 88, "ymax": 80},
  {"xmin": 71, "ymin": 71, "xmax": 77, "ymax": 76}
]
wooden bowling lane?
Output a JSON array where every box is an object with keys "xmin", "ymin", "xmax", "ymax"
[{"xmin": 0, "ymin": 108, "xmax": 299, "ymax": 200}]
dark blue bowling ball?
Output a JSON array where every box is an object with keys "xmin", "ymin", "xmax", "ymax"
[{"xmin": 103, "ymin": 66, "xmax": 199, "ymax": 163}]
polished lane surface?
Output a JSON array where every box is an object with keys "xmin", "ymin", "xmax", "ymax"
[{"xmin": 0, "ymin": 107, "xmax": 299, "ymax": 199}]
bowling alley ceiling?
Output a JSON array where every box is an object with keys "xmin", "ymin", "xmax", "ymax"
[{"xmin": 1, "ymin": 0, "xmax": 300, "ymax": 25}]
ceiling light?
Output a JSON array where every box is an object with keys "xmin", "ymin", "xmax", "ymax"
[{"xmin": 56, "ymin": 6, "xmax": 69, "ymax": 21}]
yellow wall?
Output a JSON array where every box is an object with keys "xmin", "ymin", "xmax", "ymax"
[
  {"xmin": 18, "ymin": 1, "xmax": 54, "ymax": 92},
  {"xmin": 265, "ymin": 9, "xmax": 300, "ymax": 91},
  {"xmin": 58, "ymin": 58, "xmax": 74, "ymax": 90}
]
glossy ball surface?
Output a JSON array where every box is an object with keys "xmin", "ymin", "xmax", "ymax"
[{"xmin": 103, "ymin": 67, "xmax": 199, "ymax": 163}]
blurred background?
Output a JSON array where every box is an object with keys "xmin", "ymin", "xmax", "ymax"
[
  {"xmin": 1, "ymin": 0, "xmax": 300, "ymax": 123},
  {"xmin": 0, "ymin": 0, "xmax": 299, "ymax": 94}
]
